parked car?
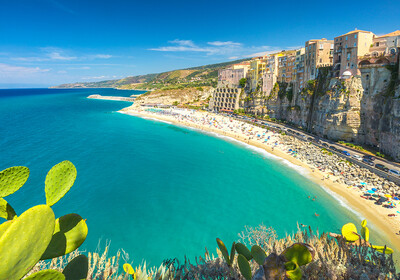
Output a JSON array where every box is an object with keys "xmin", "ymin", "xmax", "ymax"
[
  {"xmin": 389, "ymin": 169, "xmax": 400, "ymax": 176},
  {"xmin": 362, "ymin": 158, "xmax": 374, "ymax": 166},
  {"xmin": 342, "ymin": 150, "xmax": 351, "ymax": 156},
  {"xmin": 375, "ymin": 164, "xmax": 389, "ymax": 172},
  {"xmin": 352, "ymin": 154, "xmax": 363, "ymax": 160},
  {"xmin": 363, "ymin": 155, "xmax": 376, "ymax": 161},
  {"xmin": 307, "ymin": 137, "xmax": 314, "ymax": 142},
  {"xmin": 329, "ymin": 146, "xmax": 338, "ymax": 151},
  {"xmin": 322, "ymin": 143, "xmax": 329, "ymax": 148}
]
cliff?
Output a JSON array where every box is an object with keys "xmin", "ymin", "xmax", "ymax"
[
  {"xmin": 126, "ymin": 86, "xmax": 212, "ymax": 108},
  {"xmin": 242, "ymin": 65, "xmax": 400, "ymax": 161}
]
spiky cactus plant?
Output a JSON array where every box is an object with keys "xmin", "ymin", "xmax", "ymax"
[{"xmin": 0, "ymin": 161, "xmax": 89, "ymax": 279}]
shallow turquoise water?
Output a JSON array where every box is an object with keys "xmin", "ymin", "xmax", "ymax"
[{"xmin": 0, "ymin": 88, "xmax": 374, "ymax": 266}]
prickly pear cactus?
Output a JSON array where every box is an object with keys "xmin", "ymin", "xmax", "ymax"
[
  {"xmin": 251, "ymin": 245, "xmax": 267, "ymax": 266},
  {"xmin": 372, "ymin": 245, "xmax": 394, "ymax": 254},
  {"xmin": 0, "ymin": 166, "xmax": 29, "ymax": 198},
  {"xmin": 45, "ymin": 161, "xmax": 77, "ymax": 206},
  {"xmin": 360, "ymin": 220, "xmax": 369, "ymax": 242},
  {"xmin": 235, "ymin": 243, "xmax": 252, "ymax": 261},
  {"xmin": 341, "ymin": 223, "xmax": 359, "ymax": 242},
  {"xmin": 237, "ymin": 254, "xmax": 252, "ymax": 280},
  {"xmin": 41, "ymin": 213, "xmax": 88, "ymax": 260},
  {"xmin": 25, "ymin": 269, "xmax": 65, "ymax": 280},
  {"xmin": 0, "ymin": 198, "xmax": 16, "ymax": 220},
  {"xmin": 0, "ymin": 220, "xmax": 13, "ymax": 238},
  {"xmin": 123, "ymin": 263, "xmax": 135, "ymax": 274},
  {"xmin": 216, "ymin": 238, "xmax": 231, "ymax": 265},
  {"xmin": 285, "ymin": 261, "xmax": 301, "ymax": 280},
  {"xmin": 62, "ymin": 254, "xmax": 88, "ymax": 280},
  {"xmin": 282, "ymin": 243, "xmax": 313, "ymax": 266},
  {"xmin": 0, "ymin": 205, "xmax": 55, "ymax": 280}
]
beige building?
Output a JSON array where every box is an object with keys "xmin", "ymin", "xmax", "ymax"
[
  {"xmin": 209, "ymin": 64, "xmax": 248, "ymax": 112},
  {"xmin": 262, "ymin": 53, "xmax": 280, "ymax": 96},
  {"xmin": 333, "ymin": 29, "xmax": 375, "ymax": 77},
  {"xmin": 248, "ymin": 57, "xmax": 267, "ymax": 92},
  {"xmin": 358, "ymin": 30, "xmax": 400, "ymax": 68},
  {"xmin": 304, "ymin": 39, "xmax": 333, "ymax": 81},
  {"xmin": 293, "ymin": 48, "xmax": 305, "ymax": 92},
  {"xmin": 209, "ymin": 87, "xmax": 241, "ymax": 112},
  {"xmin": 277, "ymin": 50, "xmax": 296, "ymax": 83}
]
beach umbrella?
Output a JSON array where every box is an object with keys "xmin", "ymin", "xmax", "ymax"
[
  {"xmin": 360, "ymin": 182, "xmax": 367, "ymax": 186},
  {"xmin": 385, "ymin": 194, "xmax": 392, "ymax": 198},
  {"xmin": 363, "ymin": 193, "xmax": 372, "ymax": 197},
  {"xmin": 367, "ymin": 190, "xmax": 375, "ymax": 194},
  {"xmin": 372, "ymin": 194, "xmax": 380, "ymax": 198},
  {"xmin": 372, "ymin": 188, "xmax": 377, "ymax": 191},
  {"xmin": 394, "ymin": 197, "xmax": 399, "ymax": 200}
]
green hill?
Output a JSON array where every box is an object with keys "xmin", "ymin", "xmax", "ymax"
[{"xmin": 53, "ymin": 58, "xmax": 250, "ymax": 90}]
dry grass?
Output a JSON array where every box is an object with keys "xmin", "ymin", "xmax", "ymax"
[{"xmin": 25, "ymin": 225, "xmax": 400, "ymax": 280}]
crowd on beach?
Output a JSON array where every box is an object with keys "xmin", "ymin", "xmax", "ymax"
[{"xmin": 125, "ymin": 107, "xmax": 400, "ymax": 219}]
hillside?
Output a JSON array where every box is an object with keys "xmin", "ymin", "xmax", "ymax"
[{"xmin": 53, "ymin": 58, "xmax": 250, "ymax": 90}]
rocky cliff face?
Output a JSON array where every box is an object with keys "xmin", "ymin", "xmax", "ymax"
[{"xmin": 242, "ymin": 65, "xmax": 400, "ymax": 161}]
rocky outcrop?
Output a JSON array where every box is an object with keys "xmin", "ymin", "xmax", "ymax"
[{"xmin": 241, "ymin": 65, "xmax": 400, "ymax": 161}]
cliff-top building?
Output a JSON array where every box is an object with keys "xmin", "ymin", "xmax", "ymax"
[
  {"xmin": 333, "ymin": 29, "xmax": 375, "ymax": 77},
  {"xmin": 304, "ymin": 39, "xmax": 334, "ymax": 82}
]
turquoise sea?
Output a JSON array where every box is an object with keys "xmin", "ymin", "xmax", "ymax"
[{"xmin": 0, "ymin": 88, "xmax": 383, "ymax": 266}]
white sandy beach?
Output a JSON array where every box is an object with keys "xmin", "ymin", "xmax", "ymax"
[{"xmin": 120, "ymin": 106, "xmax": 400, "ymax": 254}]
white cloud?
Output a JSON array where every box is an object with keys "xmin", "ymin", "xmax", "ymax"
[
  {"xmin": 67, "ymin": 66, "xmax": 91, "ymax": 70},
  {"xmin": 11, "ymin": 48, "xmax": 112, "ymax": 62},
  {"xmin": 149, "ymin": 39, "xmax": 293, "ymax": 58},
  {"xmin": 81, "ymin": 75, "xmax": 110, "ymax": 80},
  {"xmin": 90, "ymin": 54, "xmax": 113, "ymax": 59},
  {"xmin": 208, "ymin": 41, "xmax": 242, "ymax": 47},
  {"xmin": 0, "ymin": 63, "xmax": 50, "ymax": 74}
]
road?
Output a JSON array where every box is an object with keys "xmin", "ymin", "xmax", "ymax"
[{"xmin": 219, "ymin": 112, "xmax": 400, "ymax": 185}]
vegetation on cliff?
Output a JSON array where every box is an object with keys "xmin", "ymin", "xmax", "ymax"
[{"xmin": 54, "ymin": 58, "xmax": 251, "ymax": 91}]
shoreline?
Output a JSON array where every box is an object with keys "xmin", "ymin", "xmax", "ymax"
[{"xmin": 119, "ymin": 106, "xmax": 400, "ymax": 256}]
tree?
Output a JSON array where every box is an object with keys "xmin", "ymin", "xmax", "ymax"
[{"xmin": 239, "ymin": 78, "xmax": 247, "ymax": 88}]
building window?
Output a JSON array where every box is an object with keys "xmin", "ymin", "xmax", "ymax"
[
  {"xmin": 347, "ymin": 53, "xmax": 351, "ymax": 60},
  {"xmin": 354, "ymin": 43, "xmax": 356, "ymax": 47},
  {"xmin": 345, "ymin": 36, "xmax": 348, "ymax": 40},
  {"xmin": 345, "ymin": 44, "xmax": 348, "ymax": 48},
  {"xmin": 354, "ymin": 34, "xmax": 357, "ymax": 39},
  {"xmin": 366, "ymin": 74, "xmax": 369, "ymax": 81},
  {"xmin": 376, "ymin": 42, "xmax": 379, "ymax": 47},
  {"xmin": 319, "ymin": 58, "xmax": 322, "ymax": 63}
]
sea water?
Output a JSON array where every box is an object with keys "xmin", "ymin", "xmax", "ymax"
[{"xmin": 0, "ymin": 88, "xmax": 385, "ymax": 266}]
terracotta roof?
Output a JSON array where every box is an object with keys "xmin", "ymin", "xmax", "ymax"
[{"xmin": 378, "ymin": 30, "xmax": 400, "ymax": 38}]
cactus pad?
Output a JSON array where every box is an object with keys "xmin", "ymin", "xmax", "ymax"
[
  {"xmin": 41, "ymin": 213, "xmax": 88, "ymax": 260},
  {"xmin": 0, "ymin": 166, "xmax": 29, "ymax": 198},
  {"xmin": 0, "ymin": 198, "xmax": 16, "ymax": 220},
  {"xmin": 62, "ymin": 255, "xmax": 88, "ymax": 280},
  {"xmin": 0, "ymin": 220, "xmax": 13, "ymax": 238},
  {"xmin": 237, "ymin": 254, "xmax": 252, "ymax": 280},
  {"xmin": 251, "ymin": 245, "xmax": 267, "ymax": 265},
  {"xmin": 0, "ymin": 205, "xmax": 55, "ymax": 280},
  {"xmin": 45, "ymin": 161, "xmax": 77, "ymax": 206},
  {"xmin": 216, "ymin": 238, "xmax": 230, "ymax": 265},
  {"xmin": 25, "ymin": 269, "xmax": 65, "ymax": 280},
  {"xmin": 282, "ymin": 243, "xmax": 313, "ymax": 266},
  {"xmin": 235, "ymin": 243, "xmax": 252, "ymax": 261},
  {"xmin": 361, "ymin": 219, "xmax": 367, "ymax": 227},
  {"xmin": 372, "ymin": 245, "xmax": 394, "ymax": 254},
  {"xmin": 341, "ymin": 223, "xmax": 359, "ymax": 242},
  {"xmin": 285, "ymin": 261, "xmax": 302, "ymax": 280},
  {"xmin": 123, "ymin": 263, "xmax": 135, "ymax": 274},
  {"xmin": 361, "ymin": 226, "xmax": 369, "ymax": 242}
]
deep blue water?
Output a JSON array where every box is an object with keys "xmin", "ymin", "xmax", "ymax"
[{"xmin": 0, "ymin": 88, "xmax": 380, "ymax": 266}]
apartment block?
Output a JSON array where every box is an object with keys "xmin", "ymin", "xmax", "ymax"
[
  {"xmin": 293, "ymin": 48, "xmax": 305, "ymax": 92},
  {"xmin": 333, "ymin": 29, "xmax": 375, "ymax": 77},
  {"xmin": 304, "ymin": 39, "xmax": 333, "ymax": 81}
]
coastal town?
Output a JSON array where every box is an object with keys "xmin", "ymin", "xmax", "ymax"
[
  {"xmin": 209, "ymin": 29, "xmax": 400, "ymax": 114},
  {"xmin": 105, "ymin": 28, "xmax": 400, "ymax": 256}
]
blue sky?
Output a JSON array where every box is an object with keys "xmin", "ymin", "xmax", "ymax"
[{"xmin": 1, "ymin": 0, "xmax": 399, "ymax": 87}]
